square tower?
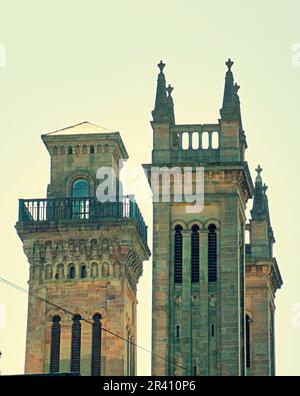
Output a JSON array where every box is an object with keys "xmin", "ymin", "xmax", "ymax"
[
  {"xmin": 144, "ymin": 60, "xmax": 255, "ymax": 376},
  {"xmin": 245, "ymin": 166, "xmax": 282, "ymax": 375},
  {"xmin": 16, "ymin": 122, "xmax": 150, "ymax": 376}
]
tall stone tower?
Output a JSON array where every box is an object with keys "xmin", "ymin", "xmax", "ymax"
[
  {"xmin": 144, "ymin": 60, "xmax": 282, "ymax": 376},
  {"xmin": 16, "ymin": 122, "xmax": 150, "ymax": 376},
  {"xmin": 245, "ymin": 166, "xmax": 282, "ymax": 375}
]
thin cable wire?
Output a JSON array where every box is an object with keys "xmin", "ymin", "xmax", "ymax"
[{"xmin": 0, "ymin": 276, "xmax": 192, "ymax": 374}]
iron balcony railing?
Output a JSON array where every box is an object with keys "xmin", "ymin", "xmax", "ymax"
[{"xmin": 18, "ymin": 196, "xmax": 148, "ymax": 244}]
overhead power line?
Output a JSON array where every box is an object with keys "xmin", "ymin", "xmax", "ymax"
[{"xmin": 0, "ymin": 276, "xmax": 192, "ymax": 375}]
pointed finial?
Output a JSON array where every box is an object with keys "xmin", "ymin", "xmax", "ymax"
[
  {"xmin": 256, "ymin": 165, "xmax": 263, "ymax": 175},
  {"xmin": 166, "ymin": 84, "xmax": 173, "ymax": 96},
  {"xmin": 251, "ymin": 167, "xmax": 270, "ymax": 223},
  {"xmin": 158, "ymin": 60, "xmax": 165, "ymax": 73},
  {"xmin": 255, "ymin": 165, "xmax": 263, "ymax": 183},
  {"xmin": 166, "ymin": 84, "xmax": 175, "ymax": 123},
  {"xmin": 234, "ymin": 83, "xmax": 240, "ymax": 94},
  {"xmin": 226, "ymin": 58, "xmax": 234, "ymax": 70}
]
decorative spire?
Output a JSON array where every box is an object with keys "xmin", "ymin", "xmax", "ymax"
[
  {"xmin": 220, "ymin": 58, "xmax": 239, "ymax": 121},
  {"xmin": 166, "ymin": 84, "xmax": 175, "ymax": 124},
  {"xmin": 251, "ymin": 165, "xmax": 268, "ymax": 221},
  {"xmin": 152, "ymin": 60, "xmax": 170, "ymax": 123}
]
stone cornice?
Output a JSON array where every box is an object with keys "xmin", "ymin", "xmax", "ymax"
[{"xmin": 246, "ymin": 257, "xmax": 283, "ymax": 296}]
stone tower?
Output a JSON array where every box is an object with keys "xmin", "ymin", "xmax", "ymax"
[
  {"xmin": 245, "ymin": 166, "xmax": 282, "ymax": 375},
  {"xmin": 144, "ymin": 60, "xmax": 282, "ymax": 376},
  {"xmin": 16, "ymin": 122, "xmax": 150, "ymax": 376}
]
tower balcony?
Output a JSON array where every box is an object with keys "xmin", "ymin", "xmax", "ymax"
[
  {"xmin": 17, "ymin": 196, "xmax": 148, "ymax": 246},
  {"xmin": 170, "ymin": 124, "xmax": 220, "ymax": 163}
]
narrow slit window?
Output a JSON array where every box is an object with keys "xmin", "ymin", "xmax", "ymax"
[
  {"xmin": 127, "ymin": 331, "xmax": 131, "ymax": 376},
  {"xmin": 176, "ymin": 325, "xmax": 180, "ymax": 338},
  {"xmin": 130, "ymin": 336, "xmax": 134, "ymax": 376},
  {"xmin": 71, "ymin": 315, "xmax": 81, "ymax": 373},
  {"xmin": 50, "ymin": 316, "xmax": 61, "ymax": 373},
  {"xmin": 208, "ymin": 224, "xmax": 217, "ymax": 282},
  {"xmin": 246, "ymin": 315, "xmax": 251, "ymax": 368},
  {"xmin": 191, "ymin": 225, "xmax": 200, "ymax": 283},
  {"xmin": 68, "ymin": 265, "xmax": 75, "ymax": 279},
  {"xmin": 91, "ymin": 314, "xmax": 102, "ymax": 376},
  {"xmin": 174, "ymin": 225, "xmax": 183, "ymax": 283},
  {"xmin": 80, "ymin": 265, "xmax": 87, "ymax": 279},
  {"xmin": 211, "ymin": 324, "xmax": 215, "ymax": 337}
]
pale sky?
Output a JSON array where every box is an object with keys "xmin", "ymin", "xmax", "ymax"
[{"xmin": 0, "ymin": 0, "xmax": 300, "ymax": 376}]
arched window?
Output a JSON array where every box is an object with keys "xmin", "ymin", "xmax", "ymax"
[
  {"xmin": 246, "ymin": 315, "xmax": 251, "ymax": 368},
  {"xmin": 82, "ymin": 145, "xmax": 87, "ymax": 154},
  {"xmin": 174, "ymin": 225, "xmax": 183, "ymax": 283},
  {"xmin": 208, "ymin": 224, "xmax": 217, "ymax": 282},
  {"xmin": 90, "ymin": 145, "xmax": 95, "ymax": 154},
  {"xmin": 68, "ymin": 146, "xmax": 73, "ymax": 155},
  {"xmin": 53, "ymin": 146, "xmax": 58, "ymax": 155},
  {"xmin": 91, "ymin": 313, "xmax": 102, "ymax": 376},
  {"xmin": 71, "ymin": 179, "xmax": 90, "ymax": 219},
  {"xmin": 80, "ymin": 265, "xmax": 87, "ymax": 279},
  {"xmin": 45, "ymin": 265, "xmax": 53, "ymax": 280},
  {"xmin": 72, "ymin": 179, "xmax": 89, "ymax": 198},
  {"xmin": 71, "ymin": 315, "xmax": 81, "ymax": 373},
  {"xmin": 68, "ymin": 265, "xmax": 75, "ymax": 279},
  {"xmin": 191, "ymin": 225, "xmax": 200, "ymax": 283},
  {"xmin": 91, "ymin": 263, "xmax": 98, "ymax": 278},
  {"xmin": 56, "ymin": 264, "xmax": 64, "ymax": 280},
  {"xmin": 50, "ymin": 316, "xmax": 61, "ymax": 373}
]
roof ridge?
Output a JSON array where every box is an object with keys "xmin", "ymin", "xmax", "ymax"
[
  {"xmin": 46, "ymin": 121, "xmax": 91, "ymax": 135},
  {"xmin": 45, "ymin": 121, "xmax": 113, "ymax": 136}
]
